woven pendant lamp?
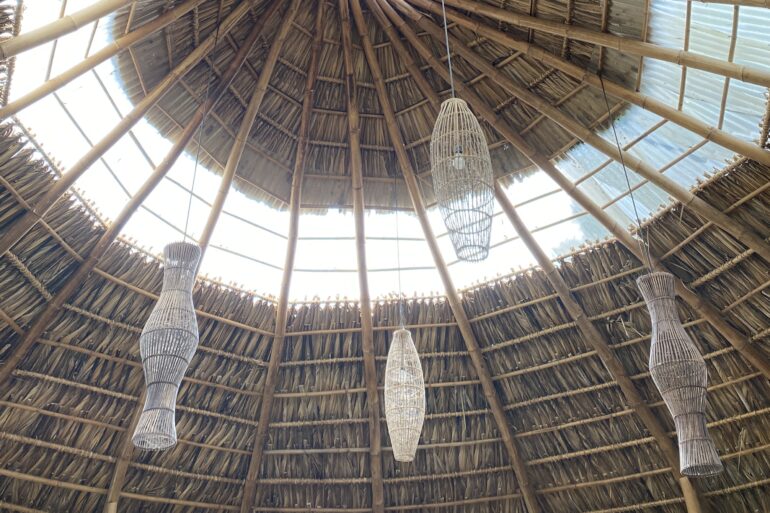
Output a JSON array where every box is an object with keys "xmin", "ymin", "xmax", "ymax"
[
  {"xmin": 133, "ymin": 241, "xmax": 201, "ymax": 450},
  {"xmin": 384, "ymin": 328, "xmax": 426, "ymax": 462},
  {"xmin": 430, "ymin": 98, "xmax": 495, "ymax": 262},
  {"xmin": 637, "ymin": 272, "xmax": 723, "ymax": 476}
]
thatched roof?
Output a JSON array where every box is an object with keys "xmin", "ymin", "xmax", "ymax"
[
  {"xmin": 111, "ymin": 0, "xmax": 639, "ymax": 211},
  {"xmin": 0, "ymin": 119, "xmax": 768, "ymax": 512}
]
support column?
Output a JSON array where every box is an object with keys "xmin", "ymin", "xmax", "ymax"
[
  {"xmin": 353, "ymin": 2, "xmax": 542, "ymax": 512},
  {"xmin": 99, "ymin": 6, "xmax": 281, "ymax": 511},
  {"xmin": 341, "ymin": 2, "xmax": 385, "ymax": 512},
  {"xmin": 232, "ymin": 2, "xmax": 307, "ymax": 512}
]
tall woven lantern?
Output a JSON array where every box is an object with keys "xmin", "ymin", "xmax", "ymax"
[
  {"xmin": 133, "ymin": 241, "xmax": 201, "ymax": 450},
  {"xmin": 637, "ymin": 271, "xmax": 723, "ymax": 476},
  {"xmin": 384, "ymin": 328, "xmax": 426, "ymax": 462},
  {"xmin": 430, "ymin": 98, "xmax": 495, "ymax": 262}
]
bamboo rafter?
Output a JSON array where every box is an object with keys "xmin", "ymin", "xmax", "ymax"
[{"xmin": 231, "ymin": 2, "xmax": 318, "ymax": 512}]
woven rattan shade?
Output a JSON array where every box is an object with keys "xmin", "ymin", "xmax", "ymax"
[
  {"xmin": 430, "ymin": 98, "xmax": 495, "ymax": 262},
  {"xmin": 637, "ymin": 271, "xmax": 723, "ymax": 477},
  {"xmin": 384, "ymin": 328, "xmax": 426, "ymax": 463},
  {"xmin": 133, "ymin": 241, "xmax": 201, "ymax": 451}
]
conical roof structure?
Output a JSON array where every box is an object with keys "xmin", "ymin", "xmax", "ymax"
[{"xmin": 0, "ymin": 1, "xmax": 769, "ymax": 513}]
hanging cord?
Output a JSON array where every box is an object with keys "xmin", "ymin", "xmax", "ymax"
[
  {"xmin": 440, "ymin": 0, "xmax": 455, "ymax": 98},
  {"xmin": 598, "ymin": 74, "xmax": 653, "ymax": 271},
  {"xmin": 183, "ymin": 2, "xmax": 225, "ymax": 242},
  {"xmin": 392, "ymin": 174, "xmax": 406, "ymax": 329}
]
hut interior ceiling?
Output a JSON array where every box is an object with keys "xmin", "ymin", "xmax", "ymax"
[{"xmin": 0, "ymin": 0, "xmax": 769, "ymax": 512}]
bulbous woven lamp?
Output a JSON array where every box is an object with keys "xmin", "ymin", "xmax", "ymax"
[
  {"xmin": 430, "ymin": 98, "xmax": 495, "ymax": 262},
  {"xmin": 637, "ymin": 271, "xmax": 723, "ymax": 476},
  {"xmin": 133, "ymin": 241, "xmax": 201, "ymax": 451},
  {"xmin": 384, "ymin": 328, "xmax": 426, "ymax": 462}
]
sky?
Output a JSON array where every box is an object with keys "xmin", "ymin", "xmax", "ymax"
[{"xmin": 8, "ymin": 0, "xmax": 769, "ymax": 300}]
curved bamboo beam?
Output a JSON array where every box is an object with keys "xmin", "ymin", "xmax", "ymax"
[
  {"xmin": 0, "ymin": 0, "xmax": 208, "ymax": 119},
  {"xmin": 0, "ymin": 0, "xmax": 254, "ymax": 259},
  {"xmin": 220, "ymin": 2, "xmax": 303, "ymax": 512},
  {"xmin": 423, "ymin": 0, "xmax": 770, "ymax": 88},
  {"xmin": 409, "ymin": 0, "xmax": 770, "ymax": 168},
  {"xmin": 198, "ymin": 0, "xmax": 300, "ymax": 259},
  {"xmin": 413, "ymin": 10, "xmax": 770, "ymax": 265},
  {"xmin": 384, "ymin": 0, "xmax": 770, "ymax": 381},
  {"xmin": 342, "ymin": 3, "xmax": 385, "ymax": 512},
  {"xmin": 360, "ymin": 2, "xmax": 543, "ymax": 512},
  {"xmin": 0, "ymin": 0, "xmax": 134, "ymax": 60},
  {"xmin": 494, "ymin": 185, "xmax": 704, "ymax": 513}
]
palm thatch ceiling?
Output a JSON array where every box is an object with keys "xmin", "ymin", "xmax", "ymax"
[
  {"xmin": 0, "ymin": 123, "xmax": 769, "ymax": 513},
  {"xmin": 113, "ymin": 0, "xmax": 640, "ymax": 210},
  {"xmin": 1, "ymin": 0, "xmax": 770, "ymax": 513}
]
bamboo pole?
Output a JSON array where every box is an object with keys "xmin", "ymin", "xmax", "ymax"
[
  {"xmin": 362, "ymin": 3, "xmax": 542, "ymax": 512},
  {"xmin": 409, "ymin": 0, "xmax": 770, "ymax": 168},
  {"xmin": 197, "ymin": 0, "xmax": 300, "ymax": 259},
  {"xmin": 0, "ymin": 0, "xmax": 207, "ymax": 119},
  {"xmin": 385, "ymin": 0, "xmax": 770, "ymax": 382},
  {"xmin": 422, "ymin": 0, "xmax": 770, "ymax": 88},
  {"xmin": 494, "ymin": 184, "xmax": 704, "ymax": 513},
  {"xmin": 343, "ymin": 3, "xmax": 385, "ymax": 513},
  {"xmin": 0, "ymin": 0, "xmax": 134, "ymax": 59},
  {"xmin": 411, "ymin": 11, "xmax": 770, "ymax": 264},
  {"xmin": 100, "ymin": 7, "xmax": 281, "ymax": 512},
  {"xmin": 0, "ymin": 0, "xmax": 254, "ymax": 259},
  {"xmin": 693, "ymin": 0, "xmax": 769, "ymax": 6},
  {"xmin": 222, "ymin": 3, "xmax": 303, "ymax": 512},
  {"xmin": 0, "ymin": 0, "xmax": 272, "ymax": 391}
]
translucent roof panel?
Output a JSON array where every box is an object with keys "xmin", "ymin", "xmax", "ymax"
[{"xmin": 7, "ymin": 0, "xmax": 769, "ymax": 300}]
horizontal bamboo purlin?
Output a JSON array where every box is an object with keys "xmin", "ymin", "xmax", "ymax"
[{"xmin": 0, "ymin": 112, "xmax": 768, "ymax": 512}]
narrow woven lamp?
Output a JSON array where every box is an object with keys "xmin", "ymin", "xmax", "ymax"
[
  {"xmin": 637, "ymin": 271, "xmax": 723, "ymax": 476},
  {"xmin": 430, "ymin": 98, "xmax": 494, "ymax": 262},
  {"xmin": 384, "ymin": 328, "xmax": 426, "ymax": 462},
  {"xmin": 133, "ymin": 241, "xmax": 201, "ymax": 450}
]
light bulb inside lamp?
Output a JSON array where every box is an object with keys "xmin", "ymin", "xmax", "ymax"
[{"xmin": 451, "ymin": 144, "xmax": 465, "ymax": 170}]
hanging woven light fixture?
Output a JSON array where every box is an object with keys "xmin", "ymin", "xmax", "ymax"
[
  {"xmin": 430, "ymin": 98, "xmax": 495, "ymax": 261},
  {"xmin": 133, "ymin": 241, "xmax": 201, "ymax": 450},
  {"xmin": 429, "ymin": 1, "xmax": 494, "ymax": 262},
  {"xmin": 637, "ymin": 271, "xmax": 723, "ymax": 476},
  {"xmin": 384, "ymin": 328, "xmax": 426, "ymax": 462}
]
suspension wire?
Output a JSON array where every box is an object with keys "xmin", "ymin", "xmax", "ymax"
[
  {"xmin": 393, "ymin": 173, "xmax": 405, "ymax": 328},
  {"xmin": 598, "ymin": 74, "xmax": 653, "ymax": 271},
  {"xmin": 184, "ymin": 2, "xmax": 225, "ymax": 242},
  {"xmin": 439, "ymin": 0, "xmax": 455, "ymax": 98}
]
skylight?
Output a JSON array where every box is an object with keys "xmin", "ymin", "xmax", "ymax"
[{"xmin": 9, "ymin": 0, "xmax": 769, "ymax": 300}]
